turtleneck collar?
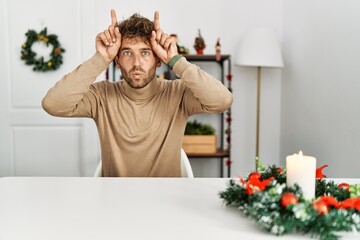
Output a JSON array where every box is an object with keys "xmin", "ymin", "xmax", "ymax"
[{"xmin": 120, "ymin": 76, "xmax": 162, "ymax": 100}]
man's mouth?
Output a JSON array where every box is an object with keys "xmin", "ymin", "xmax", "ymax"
[{"xmin": 132, "ymin": 72, "xmax": 143, "ymax": 78}]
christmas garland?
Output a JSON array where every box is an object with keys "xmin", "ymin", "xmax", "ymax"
[
  {"xmin": 21, "ymin": 27, "xmax": 65, "ymax": 72},
  {"xmin": 219, "ymin": 160, "xmax": 360, "ymax": 240},
  {"xmin": 225, "ymin": 71, "xmax": 232, "ymax": 169}
]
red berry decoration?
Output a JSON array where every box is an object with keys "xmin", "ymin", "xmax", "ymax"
[{"xmin": 281, "ymin": 192, "xmax": 298, "ymax": 207}]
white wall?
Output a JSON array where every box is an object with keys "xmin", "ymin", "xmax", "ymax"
[
  {"xmin": 281, "ymin": 0, "xmax": 360, "ymax": 177},
  {"xmin": 220, "ymin": 0, "xmax": 283, "ymax": 176}
]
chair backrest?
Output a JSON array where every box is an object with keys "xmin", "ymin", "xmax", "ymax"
[
  {"xmin": 180, "ymin": 148, "xmax": 194, "ymax": 178},
  {"xmin": 93, "ymin": 160, "xmax": 102, "ymax": 177},
  {"xmin": 93, "ymin": 148, "xmax": 194, "ymax": 178}
]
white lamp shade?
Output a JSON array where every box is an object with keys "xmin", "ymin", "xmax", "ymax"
[{"xmin": 236, "ymin": 28, "xmax": 284, "ymax": 68}]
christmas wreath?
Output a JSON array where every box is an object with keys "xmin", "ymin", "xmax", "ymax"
[
  {"xmin": 219, "ymin": 160, "xmax": 360, "ymax": 240},
  {"xmin": 21, "ymin": 27, "xmax": 65, "ymax": 72}
]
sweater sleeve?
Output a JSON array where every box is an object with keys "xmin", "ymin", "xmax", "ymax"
[
  {"xmin": 42, "ymin": 52, "xmax": 108, "ymax": 118},
  {"xmin": 172, "ymin": 56, "xmax": 233, "ymax": 115}
]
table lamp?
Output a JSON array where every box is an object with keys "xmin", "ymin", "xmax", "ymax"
[{"xmin": 235, "ymin": 28, "xmax": 284, "ymax": 170}]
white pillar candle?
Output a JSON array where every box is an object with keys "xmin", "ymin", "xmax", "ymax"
[{"xmin": 286, "ymin": 151, "xmax": 316, "ymax": 199}]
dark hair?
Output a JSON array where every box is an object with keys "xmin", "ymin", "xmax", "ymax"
[{"xmin": 117, "ymin": 13, "xmax": 154, "ymax": 43}]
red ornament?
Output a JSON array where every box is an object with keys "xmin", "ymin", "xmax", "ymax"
[
  {"xmin": 225, "ymin": 159, "xmax": 232, "ymax": 166},
  {"xmin": 248, "ymin": 172, "xmax": 261, "ymax": 181},
  {"xmin": 280, "ymin": 192, "xmax": 298, "ymax": 208},
  {"xmin": 318, "ymin": 196, "xmax": 339, "ymax": 208},
  {"xmin": 316, "ymin": 165, "xmax": 328, "ymax": 179},
  {"xmin": 275, "ymin": 167, "xmax": 283, "ymax": 174},
  {"xmin": 226, "ymin": 117, "xmax": 232, "ymax": 123},
  {"xmin": 338, "ymin": 183, "xmax": 350, "ymax": 191},
  {"xmin": 314, "ymin": 200, "xmax": 329, "ymax": 214},
  {"xmin": 226, "ymin": 74, "xmax": 233, "ymax": 81},
  {"xmin": 54, "ymin": 48, "xmax": 62, "ymax": 54}
]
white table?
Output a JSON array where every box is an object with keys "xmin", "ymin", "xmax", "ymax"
[{"xmin": 0, "ymin": 177, "xmax": 358, "ymax": 240}]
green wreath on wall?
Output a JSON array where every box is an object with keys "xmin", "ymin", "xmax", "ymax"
[{"xmin": 20, "ymin": 27, "xmax": 65, "ymax": 72}]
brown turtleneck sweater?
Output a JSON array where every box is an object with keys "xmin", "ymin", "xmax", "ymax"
[{"xmin": 42, "ymin": 53, "xmax": 233, "ymax": 177}]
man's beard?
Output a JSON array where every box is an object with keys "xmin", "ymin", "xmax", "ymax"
[{"xmin": 120, "ymin": 65, "xmax": 156, "ymax": 89}]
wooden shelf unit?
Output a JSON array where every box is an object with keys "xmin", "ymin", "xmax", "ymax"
[{"xmin": 182, "ymin": 54, "xmax": 232, "ymax": 178}]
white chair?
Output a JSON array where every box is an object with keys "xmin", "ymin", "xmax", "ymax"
[
  {"xmin": 93, "ymin": 148, "xmax": 194, "ymax": 178},
  {"xmin": 180, "ymin": 148, "xmax": 194, "ymax": 178},
  {"xmin": 93, "ymin": 160, "xmax": 102, "ymax": 177}
]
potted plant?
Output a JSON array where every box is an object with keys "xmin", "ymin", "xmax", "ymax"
[{"xmin": 183, "ymin": 120, "xmax": 216, "ymax": 154}]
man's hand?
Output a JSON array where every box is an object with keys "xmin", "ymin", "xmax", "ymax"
[
  {"xmin": 95, "ymin": 9, "xmax": 122, "ymax": 64},
  {"xmin": 150, "ymin": 11, "xmax": 179, "ymax": 64}
]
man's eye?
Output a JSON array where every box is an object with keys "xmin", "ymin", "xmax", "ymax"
[
  {"xmin": 123, "ymin": 51, "xmax": 131, "ymax": 56},
  {"xmin": 142, "ymin": 51, "xmax": 150, "ymax": 56}
]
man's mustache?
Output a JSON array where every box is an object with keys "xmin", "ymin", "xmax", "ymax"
[{"xmin": 130, "ymin": 66, "xmax": 145, "ymax": 73}]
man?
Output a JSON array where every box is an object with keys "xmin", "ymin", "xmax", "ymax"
[{"xmin": 42, "ymin": 10, "xmax": 233, "ymax": 177}]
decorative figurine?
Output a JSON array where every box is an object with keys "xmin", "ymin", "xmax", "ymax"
[
  {"xmin": 171, "ymin": 34, "xmax": 189, "ymax": 54},
  {"xmin": 215, "ymin": 38, "xmax": 221, "ymax": 61},
  {"xmin": 194, "ymin": 29, "xmax": 206, "ymax": 55}
]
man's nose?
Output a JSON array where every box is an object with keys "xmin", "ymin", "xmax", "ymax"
[{"xmin": 133, "ymin": 53, "xmax": 142, "ymax": 65}]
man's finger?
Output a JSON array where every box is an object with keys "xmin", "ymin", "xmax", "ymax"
[
  {"xmin": 114, "ymin": 27, "xmax": 122, "ymax": 45},
  {"xmin": 114, "ymin": 27, "xmax": 121, "ymax": 38},
  {"xmin": 111, "ymin": 9, "xmax": 117, "ymax": 26},
  {"xmin": 150, "ymin": 31, "xmax": 158, "ymax": 48},
  {"xmin": 97, "ymin": 33, "xmax": 110, "ymax": 46},
  {"xmin": 154, "ymin": 11, "xmax": 160, "ymax": 30}
]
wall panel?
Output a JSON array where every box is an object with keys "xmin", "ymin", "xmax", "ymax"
[{"xmin": 13, "ymin": 126, "xmax": 81, "ymax": 176}]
